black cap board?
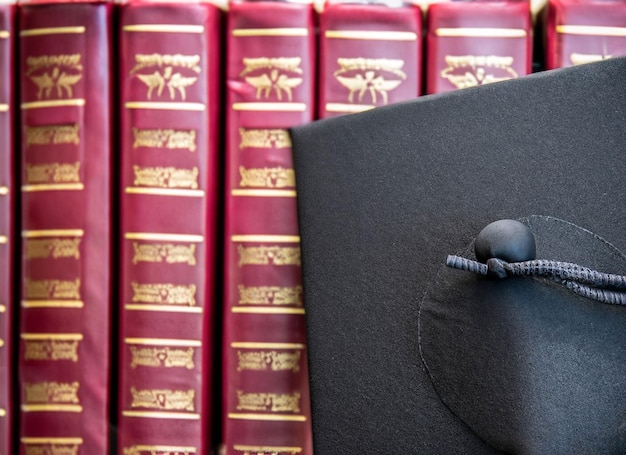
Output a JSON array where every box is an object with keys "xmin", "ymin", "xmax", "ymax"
[{"xmin": 289, "ymin": 57, "xmax": 626, "ymax": 454}]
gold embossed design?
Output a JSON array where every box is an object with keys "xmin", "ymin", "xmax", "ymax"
[
  {"xmin": 123, "ymin": 445, "xmax": 197, "ymax": 455},
  {"xmin": 23, "ymin": 278, "xmax": 82, "ymax": 308},
  {"xmin": 130, "ymin": 387, "xmax": 195, "ymax": 412},
  {"xmin": 21, "ymin": 438, "xmax": 83, "ymax": 455},
  {"xmin": 26, "ymin": 162, "xmax": 80, "ymax": 184},
  {"xmin": 239, "ymin": 166, "xmax": 295, "ymax": 189},
  {"xmin": 131, "ymin": 54, "xmax": 201, "ymax": 101},
  {"xmin": 334, "ymin": 58, "xmax": 406, "ymax": 105},
  {"xmin": 24, "ymin": 238, "xmax": 81, "ymax": 260},
  {"xmin": 23, "ymin": 381, "xmax": 81, "ymax": 412},
  {"xmin": 232, "ymin": 445, "xmax": 302, "ymax": 455},
  {"xmin": 131, "ymin": 243, "xmax": 197, "ymax": 266},
  {"xmin": 441, "ymin": 55, "xmax": 518, "ymax": 89},
  {"xmin": 239, "ymin": 128, "xmax": 291, "ymax": 149},
  {"xmin": 22, "ymin": 334, "xmax": 82, "ymax": 362},
  {"xmin": 235, "ymin": 391, "xmax": 301, "ymax": 413},
  {"xmin": 25, "ymin": 54, "xmax": 83, "ymax": 100},
  {"xmin": 236, "ymin": 350, "xmax": 301, "ymax": 373},
  {"xmin": 132, "ymin": 166, "xmax": 199, "ymax": 189},
  {"xmin": 241, "ymin": 57, "xmax": 303, "ymax": 102},
  {"xmin": 131, "ymin": 282, "xmax": 197, "ymax": 306},
  {"xmin": 237, "ymin": 246, "xmax": 300, "ymax": 267},
  {"xmin": 25, "ymin": 124, "xmax": 80, "ymax": 147},
  {"xmin": 133, "ymin": 128, "xmax": 196, "ymax": 152},
  {"xmin": 129, "ymin": 346, "xmax": 195, "ymax": 369},
  {"xmin": 238, "ymin": 285, "xmax": 303, "ymax": 306}
]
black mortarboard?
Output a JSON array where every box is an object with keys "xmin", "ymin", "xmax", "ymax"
[{"xmin": 290, "ymin": 57, "xmax": 626, "ymax": 454}]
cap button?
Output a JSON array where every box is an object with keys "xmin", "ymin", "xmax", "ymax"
[{"xmin": 474, "ymin": 219, "xmax": 536, "ymax": 264}]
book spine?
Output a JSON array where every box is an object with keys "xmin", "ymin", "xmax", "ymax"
[
  {"xmin": 426, "ymin": 0, "xmax": 533, "ymax": 94},
  {"xmin": 18, "ymin": 3, "xmax": 113, "ymax": 454},
  {"xmin": 117, "ymin": 3, "xmax": 221, "ymax": 454},
  {"xmin": 319, "ymin": 2, "xmax": 422, "ymax": 118},
  {"xmin": 0, "ymin": 3, "xmax": 15, "ymax": 455},
  {"xmin": 222, "ymin": 2, "xmax": 315, "ymax": 454},
  {"xmin": 546, "ymin": 0, "xmax": 626, "ymax": 69}
]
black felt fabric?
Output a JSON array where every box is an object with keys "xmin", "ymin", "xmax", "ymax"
[{"xmin": 289, "ymin": 57, "xmax": 626, "ymax": 454}]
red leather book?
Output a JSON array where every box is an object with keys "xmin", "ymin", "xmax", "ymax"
[
  {"xmin": 426, "ymin": 0, "xmax": 533, "ymax": 94},
  {"xmin": 222, "ymin": 2, "xmax": 315, "ymax": 454},
  {"xmin": 318, "ymin": 1, "xmax": 422, "ymax": 118},
  {"xmin": 18, "ymin": 1, "xmax": 113, "ymax": 453},
  {"xmin": 546, "ymin": 0, "xmax": 626, "ymax": 69},
  {"xmin": 117, "ymin": 2, "xmax": 222, "ymax": 454},
  {"xmin": 0, "ymin": 3, "xmax": 15, "ymax": 455}
]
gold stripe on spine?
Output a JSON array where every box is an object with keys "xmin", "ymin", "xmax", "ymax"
[
  {"xmin": 22, "ymin": 183, "xmax": 84, "ymax": 192},
  {"xmin": 0, "ymin": 31, "xmax": 9, "ymax": 39},
  {"xmin": 556, "ymin": 25, "xmax": 626, "ymax": 36},
  {"xmin": 20, "ymin": 26, "xmax": 85, "ymax": 37},
  {"xmin": 232, "ymin": 307, "xmax": 305, "ymax": 315},
  {"xmin": 233, "ymin": 446, "xmax": 302, "ymax": 454},
  {"xmin": 227, "ymin": 413, "xmax": 307, "ymax": 422},
  {"xmin": 231, "ymin": 189, "xmax": 297, "ymax": 197},
  {"xmin": 122, "ymin": 410, "xmax": 200, "ymax": 419},
  {"xmin": 125, "ymin": 304, "xmax": 203, "ymax": 314},
  {"xmin": 21, "ymin": 437, "xmax": 83, "ymax": 444},
  {"xmin": 232, "ymin": 28, "xmax": 309, "ymax": 37},
  {"xmin": 124, "ymin": 446, "xmax": 197, "ymax": 454},
  {"xmin": 123, "ymin": 24, "xmax": 204, "ymax": 33},
  {"xmin": 125, "ymin": 188, "xmax": 205, "ymax": 197},
  {"xmin": 435, "ymin": 28, "xmax": 527, "ymax": 38},
  {"xmin": 232, "ymin": 102, "xmax": 307, "ymax": 112},
  {"xmin": 0, "ymin": 236, "xmax": 6, "ymax": 244},
  {"xmin": 21, "ymin": 333, "xmax": 83, "ymax": 341},
  {"xmin": 21, "ymin": 99, "xmax": 86, "ymax": 110},
  {"xmin": 0, "ymin": 104, "xmax": 8, "ymax": 112},
  {"xmin": 21, "ymin": 404, "xmax": 83, "ymax": 412},
  {"xmin": 22, "ymin": 229, "xmax": 84, "ymax": 238},
  {"xmin": 0, "ymin": 339, "xmax": 4, "ymax": 347},
  {"xmin": 125, "ymin": 102, "xmax": 206, "ymax": 111},
  {"xmin": 0, "ymin": 408, "xmax": 5, "ymax": 416},
  {"xmin": 0, "ymin": 304, "xmax": 5, "ymax": 312},
  {"xmin": 325, "ymin": 30, "xmax": 417, "ymax": 41},
  {"xmin": 0, "ymin": 186, "xmax": 8, "ymax": 195},
  {"xmin": 231, "ymin": 235, "xmax": 300, "ymax": 243},
  {"xmin": 22, "ymin": 300, "xmax": 84, "ymax": 309},
  {"xmin": 231, "ymin": 342, "xmax": 305, "ymax": 349},
  {"xmin": 125, "ymin": 233, "xmax": 204, "ymax": 242},
  {"xmin": 325, "ymin": 103, "xmax": 375, "ymax": 114},
  {"xmin": 125, "ymin": 338, "xmax": 202, "ymax": 347}
]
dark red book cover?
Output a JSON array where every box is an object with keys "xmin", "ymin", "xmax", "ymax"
[
  {"xmin": 426, "ymin": 0, "xmax": 533, "ymax": 94},
  {"xmin": 546, "ymin": 0, "xmax": 626, "ymax": 69},
  {"xmin": 0, "ymin": 3, "xmax": 15, "ymax": 455},
  {"xmin": 318, "ymin": 1, "xmax": 422, "ymax": 118},
  {"xmin": 18, "ymin": 1, "xmax": 113, "ymax": 453},
  {"xmin": 222, "ymin": 2, "xmax": 315, "ymax": 454},
  {"xmin": 117, "ymin": 1, "xmax": 222, "ymax": 454}
]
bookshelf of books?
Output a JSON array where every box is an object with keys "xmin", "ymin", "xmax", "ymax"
[{"xmin": 1, "ymin": 0, "xmax": 625, "ymax": 454}]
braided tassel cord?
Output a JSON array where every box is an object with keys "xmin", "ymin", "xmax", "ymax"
[{"xmin": 446, "ymin": 255, "xmax": 626, "ymax": 306}]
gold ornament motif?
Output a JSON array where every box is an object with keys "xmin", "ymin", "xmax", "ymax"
[
  {"xmin": 131, "ymin": 54, "xmax": 201, "ymax": 101},
  {"xmin": 334, "ymin": 58, "xmax": 406, "ymax": 105},
  {"xmin": 241, "ymin": 57, "xmax": 303, "ymax": 101},
  {"xmin": 26, "ymin": 54, "xmax": 83, "ymax": 100},
  {"xmin": 441, "ymin": 55, "xmax": 518, "ymax": 89}
]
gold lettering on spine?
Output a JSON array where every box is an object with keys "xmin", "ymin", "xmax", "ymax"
[
  {"xmin": 239, "ymin": 128, "xmax": 291, "ymax": 149},
  {"xmin": 237, "ymin": 246, "xmax": 301, "ymax": 267},
  {"xmin": 239, "ymin": 167, "xmax": 295, "ymax": 189},
  {"xmin": 132, "ymin": 243, "xmax": 197, "ymax": 265},
  {"xmin": 26, "ymin": 162, "xmax": 81, "ymax": 184},
  {"xmin": 132, "ymin": 166, "xmax": 199, "ymax": 189},
  {"xmin": 22, "ymin": 334, "xmax": 83, "ymax": 362},
  {"xmin": 25, "ymin": 124, "xmax": 80, "ymax": 147},
  {"xmin": 131, "ymin": 282, "xmax": 196, "ymax": 306},
  {"xmin": 232, "ymin": 445, "xmax": 302, "ymax": 455},
  {"xmin": 235, "ymin": 391, "xmax": 301, "ymax": 413},
  {"xmin": 130, "ymin": 346, "xmax": 195, "ymax": 369},
  {"xmin": 133, "ymin": 128, "xmax": 196, "ymax": 152},
  {"xmin": 23, "ymin": 278, "xmax": 82, "ymax": 308},
  {"xmin": 441, "ymin": 55, "xmax": 518, "ymax": 89},
  {"xmin": 238, "ymin": 285, "xmax": 303, "ymax": 306},
  {"xmin": 236, "ymin": 350, "xmax": 301, "ymax": 373},
  {"xmin": 123, "ymin": 445, "xmax": 197, "ymax": 455},
  {"xmin": 25, "ymin": 238, "xmax": 81, "ymax": 260},
  {"xmin": 21, "ymin": 438, "xmax": 83, "ymax": 455},
  {"xmin": 23, "ymin": 381, "xmax": 82, "ymax": 412},
  {"xmin": 130, "ymin": 387, "xmax": 195, "ymax": 412}
]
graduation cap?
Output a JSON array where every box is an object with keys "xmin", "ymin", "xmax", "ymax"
[{"xmin": 289, "ymin": 57, "xmax": 626, "ymax": 453}]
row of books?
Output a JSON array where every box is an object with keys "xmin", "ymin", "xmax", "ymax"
[{"xmin": 1, "ymin": 0, "xmax": 625, "ymax": 454}]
